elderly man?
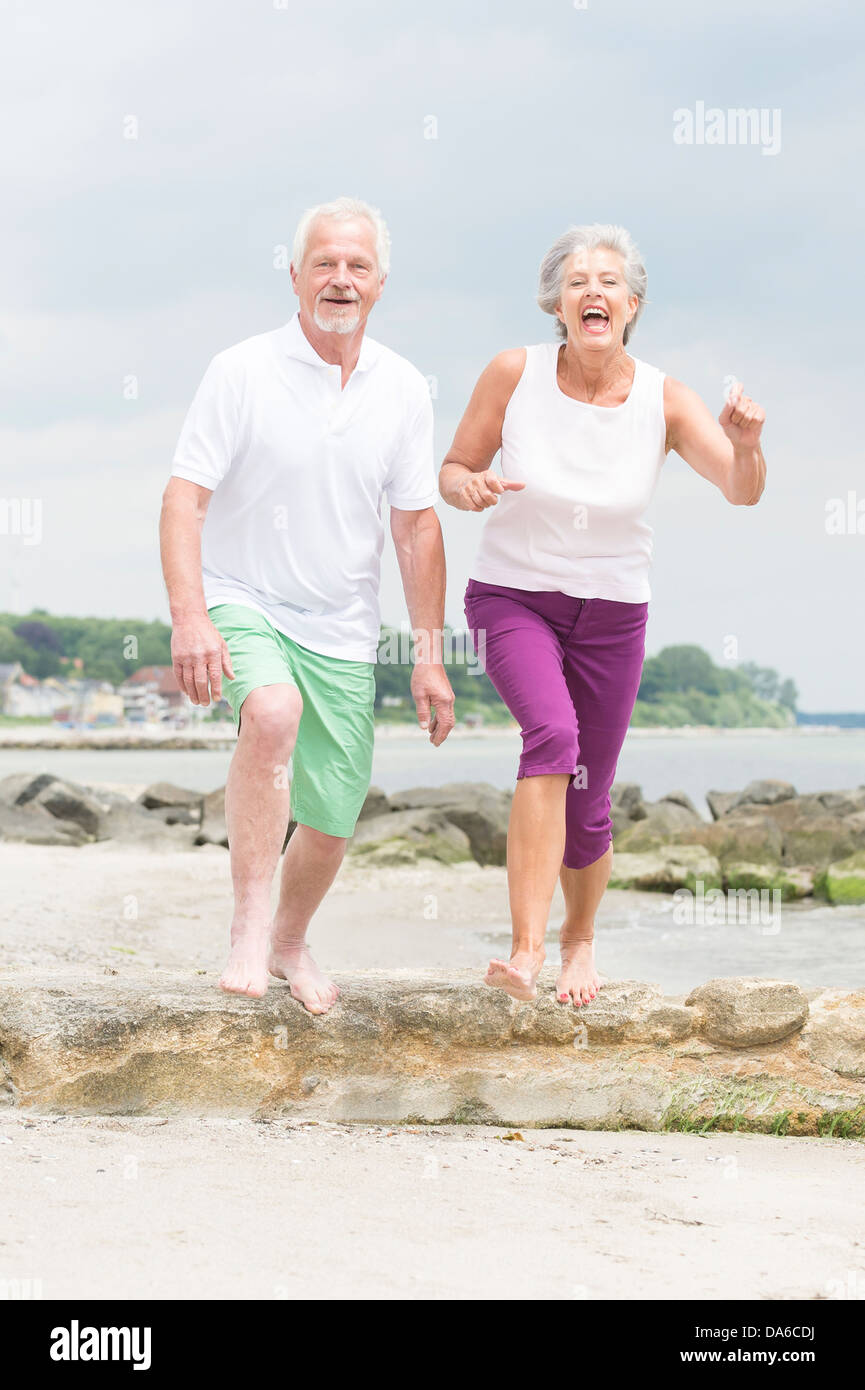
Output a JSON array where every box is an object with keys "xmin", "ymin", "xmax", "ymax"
[{"xmin": 160, "ymin": 196, "xmax": 454, "ymax": 1012}]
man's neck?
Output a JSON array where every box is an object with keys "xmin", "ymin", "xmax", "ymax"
[{"xmin": 297, "ymin": 309, "xmax": 366, "ymax": 387}]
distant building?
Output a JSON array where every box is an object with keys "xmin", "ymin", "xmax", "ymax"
[
  {"xmin": 1, "ymin": 666, "xmax": 75, "ymax": 718},
  {"xmin": 118, "ymin": 665, "xmax": 188, "ymax": 723}
]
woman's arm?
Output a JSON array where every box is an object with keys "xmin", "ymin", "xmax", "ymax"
[
  {"xmin": 439, "ymin": 349, "xmax": 528, "ymax": 510},
  {"xmin": 664, "ymin": 377, "xmax": 766, "ymax": 505}
]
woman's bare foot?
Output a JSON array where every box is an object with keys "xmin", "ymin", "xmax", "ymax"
[
  {"xmin": 485, "ymin": 948, "xmax": 545, "ymax": 1002},
  {"xmin": 556, "ymin": 934, "xmax": 600, "ymax": 1007},
  {"xmin": 219, "ymin": 916, "xmax": 271, "ymax": 998},
  {"xmin": 268, "ymin": 934, "xmax": 339, "ymax": 1015}
]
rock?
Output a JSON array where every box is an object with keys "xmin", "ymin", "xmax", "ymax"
[
  {"xmin": 628, "ymin": 1002, "xmax": 696, "ymax": 1045},
  {"xmin": 196, "ymin": 787, "xmax": 229, "ymax": 848},
  {"xmin": 816, "ymin": 789, "xmax": 865, "ymax": 817},
  {"xmin": 0, "ymin": 773, "xmax": 198, "ymax": 848},
  {"xmin": 821, "ymin": 851, "xmax": 865, "ymax": 905},
  {"xmin": 684, "ymin": 978, "xmax": 809, "ymax": 1046},
  {"xmin": 0, "ymin": 968, "xmax": 860, "ymax": 1133},
  {"xmin": 387, "ymin": 782, "xmax": 510, "ymax": 865},
  {"xmin": 32, "ymin": 779, "xmax": 105, "ymax": 837},
  {"xmin": 779, "ymin": 814, "xmax": 862, "ymax": 871},
  {"xmin": 349, "ymin": 807, "xmax": 473, "ymax": 865},
  {"xmin": 356, "ymin": 785, "xmax": 391, "ymax": 821},
  {"xmin": 609, "ymin": 845, "xmax": 722, "ymax": 892},
  {"xmin": 731, "ymin": 779, "xmax": 797, "ymax": 808},
  {"xmin": 0, "ymin": 772, "xmax": 60, "ymax": 808},
  {"xmin": 659, "ymin": 789, "xmax": 701, "ymax": 817},
  {"xmin": 678, "ymin": 810, "xmax": 785, "ymax": 867},
  {"xmin": 802, "ymin": 990, "xmax": 865, "ymax": 1077},
  {"xmin": 706, "ymin": 790, "xmax": 739, "ymax": 821},
  {"xmin": 610, "ymin": 782, "xmax": 647, "ymax": 821},
  {"xmin": 137, "ymin": 783, "xmax": 203, "ymax": 823},
  {"xmin": 723, "ymin": 861, "xmax": 815, "ymax": 900},
  {"xmin": 146, "ymin": 805, "xmax": 201, "ymax": 826},
  {"xmin": 0, "ymin": 801, "xmax": 90, "ymax": 846},
  {"xmin": 614, "ymin": 799, "xmax": 701, "ymax": 850}
]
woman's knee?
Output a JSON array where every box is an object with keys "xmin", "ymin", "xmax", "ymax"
[{"xmin": 521, "ymin": 716, "xmax": 579, "ymax": 772}]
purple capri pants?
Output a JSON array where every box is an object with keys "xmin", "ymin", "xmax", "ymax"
[{"xmin": 464, "ymin": 578, "xmax": 648, "ymax": 871}]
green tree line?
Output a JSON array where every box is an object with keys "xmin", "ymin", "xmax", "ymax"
[{"xmin": 0, "ymin": 611, "xmax": 797, "ymax": 728}]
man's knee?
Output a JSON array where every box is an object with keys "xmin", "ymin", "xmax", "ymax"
[
  {"xmin": 239, "ymin": 684, "xmax": 303, "ymax": 749},
  {"xmin": 291, "ymin": 823, "xmax": 349, "ymax": 857}
]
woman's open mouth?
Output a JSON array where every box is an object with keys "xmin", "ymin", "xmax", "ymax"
[{"xmin": 581, "ymin": 307, "xmax": 610, "ymax": 334}]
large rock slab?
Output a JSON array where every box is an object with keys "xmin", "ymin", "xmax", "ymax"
[
  {"xmin": 609, "ymin": 845, "xmax": 721, "ymax": 891},
  {"xmin": 0, "ymin": 773, "xmax": 195, "ymax": 848},
  {"xmin": 356, "ymin": 785, "xmax": 391, "ymax": 821},
  {"xmin": 723, "ymin": 862, "xmax": 815, "ymax": 900},
  {"xmin": 610, "ymin": 782, "xmax": 648, "ymax": 837},
  {"xmin": 0, "ymin": 969, "xmax": 862, "ymax": 1133},
  {"xmin": 731, "ymin": 779, "xmax": 798, "ymax": 808},
  {"xmin": 706, "ymin": 789, "xmax": 740, "ymax": 821},
  {"xmin": 0, "ymin": 801, "xmax": 89, "ymax": 846},
  {"xmin": 802, "ymin": 990, "xmax": 865, "ymax": 1078},
  {"xmin": 349, "ymin": 808, "xmax": 473, "ymax": 865},
  {"xmin": 137, "ymin": 783, "xmax": 203, "ymax": 826},
  {"xmin": 821, "ymin": 851, "xmax": 865, "ymax": 905},
  {"xmin": 387, "ymin": 782, "xmax": 511, "ymax": 866},
  {"xmin": 685, "ymin": 978, "xmax": 809, "ymax": 1046},
  {"xmin": 195, "ymin": 787, "xmax": 229, "ymax": 847}
]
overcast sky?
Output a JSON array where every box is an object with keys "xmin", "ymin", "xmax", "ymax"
[{"xmin": 2, "ymin": 0, "xmax": 863, "ymax": 708}]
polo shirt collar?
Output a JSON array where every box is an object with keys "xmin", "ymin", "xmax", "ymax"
[{"xmin": 279, "ymin": 311, "xmax": 379, "ymax": 373}]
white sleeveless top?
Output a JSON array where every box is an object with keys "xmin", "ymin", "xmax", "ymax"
[{"xmin": 470, "ymin": 342, "xmax": 667, "ymax": 602}]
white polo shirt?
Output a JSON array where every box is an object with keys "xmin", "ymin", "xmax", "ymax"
[{"xmin": 169, "ymin": 312, "xmax": 438, "ymax": 662}]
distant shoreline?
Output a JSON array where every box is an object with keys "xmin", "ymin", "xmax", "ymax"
[{"xmin": 0, "ymin": 722, "xmax": 863, "ymax": 750}]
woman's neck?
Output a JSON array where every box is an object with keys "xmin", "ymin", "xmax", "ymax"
[{"xmin": 558, "ymin": 341, "xmax": 633, "ymax": 403}]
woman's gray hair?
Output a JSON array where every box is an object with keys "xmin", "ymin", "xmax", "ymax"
[
  {"xmin": 292, "ymin": 196, "xmax": 391, "ymax": 277},
  {"xmin": 536, "ymin": 224, "xmax": 648, "ymax": 345}
]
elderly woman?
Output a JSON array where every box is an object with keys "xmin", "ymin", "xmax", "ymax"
[{"xmin": 439, "ymin": 224, "xmax": 766, "ymax": 1006}]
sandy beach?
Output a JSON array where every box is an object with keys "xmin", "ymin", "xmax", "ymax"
[
  {"xmin": 3, "ymin": 1112, "xmax": 862, "ymax": 1301},
  {"xmin": 2, "ymin": 836, "xmax": 864, "ymax": 1301}
]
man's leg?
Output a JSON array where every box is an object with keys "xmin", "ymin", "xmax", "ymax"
[
  {"xmin": 267, "ymin": 827, "xmax": 346, "ymax": 1013},
  {"xmin": 219, "ymin": 683, "xmax": 302, "ymax": 998},
  {"xmin": 265, "ymin": 636, "xmax": 376, "ymax": 1014}
]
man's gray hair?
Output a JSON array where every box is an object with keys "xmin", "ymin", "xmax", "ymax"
[
  {"xmin": 536, "ymin": 224, "xmax": 648, "ymax": 345},
  {"xmin": 292, "ymin": 196, "xmax": 391, "ymax": 277}
]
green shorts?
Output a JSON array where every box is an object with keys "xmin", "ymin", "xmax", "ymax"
[{"xmin": 208, "ymin": 603, "xmax": 376, "ymax": 839}]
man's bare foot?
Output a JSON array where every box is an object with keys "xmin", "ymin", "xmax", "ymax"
[
  {"xmin": 484, "ymin": 948, "xmax": 545, "ymax": 1002},
  {"xmin": 556, "ymin": 934, "xmax": 600, "ymax": 1007},
  {"xmin": 268, "ymin": 935, "xmax": 339, "ymax": 1015},
  {"xmin": 219, "ymin": 918, "xmax": 271, "ymax": 998}
]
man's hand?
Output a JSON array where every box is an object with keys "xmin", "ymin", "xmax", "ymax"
[
  {"xmin": 411, "ymin": 662, "xmax": 455, "ymax": 746},
  {"xmin": 171, "ymin": 614, "xmax": 235, "ymax": 706},
  {"xmin": 457, "ymin": 469, "xmax": 525, "ymax": 511},
  {"xmin": 720, "ymin": 382, "xmax": 765, "ymax": 450}
]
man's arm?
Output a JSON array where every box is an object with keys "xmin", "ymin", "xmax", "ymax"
[
  {"xmin": 664, "ymin": 377, "xmax": 766, "ymax": 505},
  {"xmin": 159, "ymin": 477, "xmax": 235, "ymax": 704},
  {"xmin": 389, "ymin": 504, "xmax": 455, "ymax": 746}
]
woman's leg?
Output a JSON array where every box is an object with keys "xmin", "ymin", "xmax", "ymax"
[
  {"xmin": 464, "ymin": 582, "xmax": 579, "ymax": 1000},
  {"xmin": 493, "ymin": 771, "xmax": 572, "ymax": 999},
  {"xmin": 557, "ymin": 599, "xmax": 649, "ymax": 1005}
]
